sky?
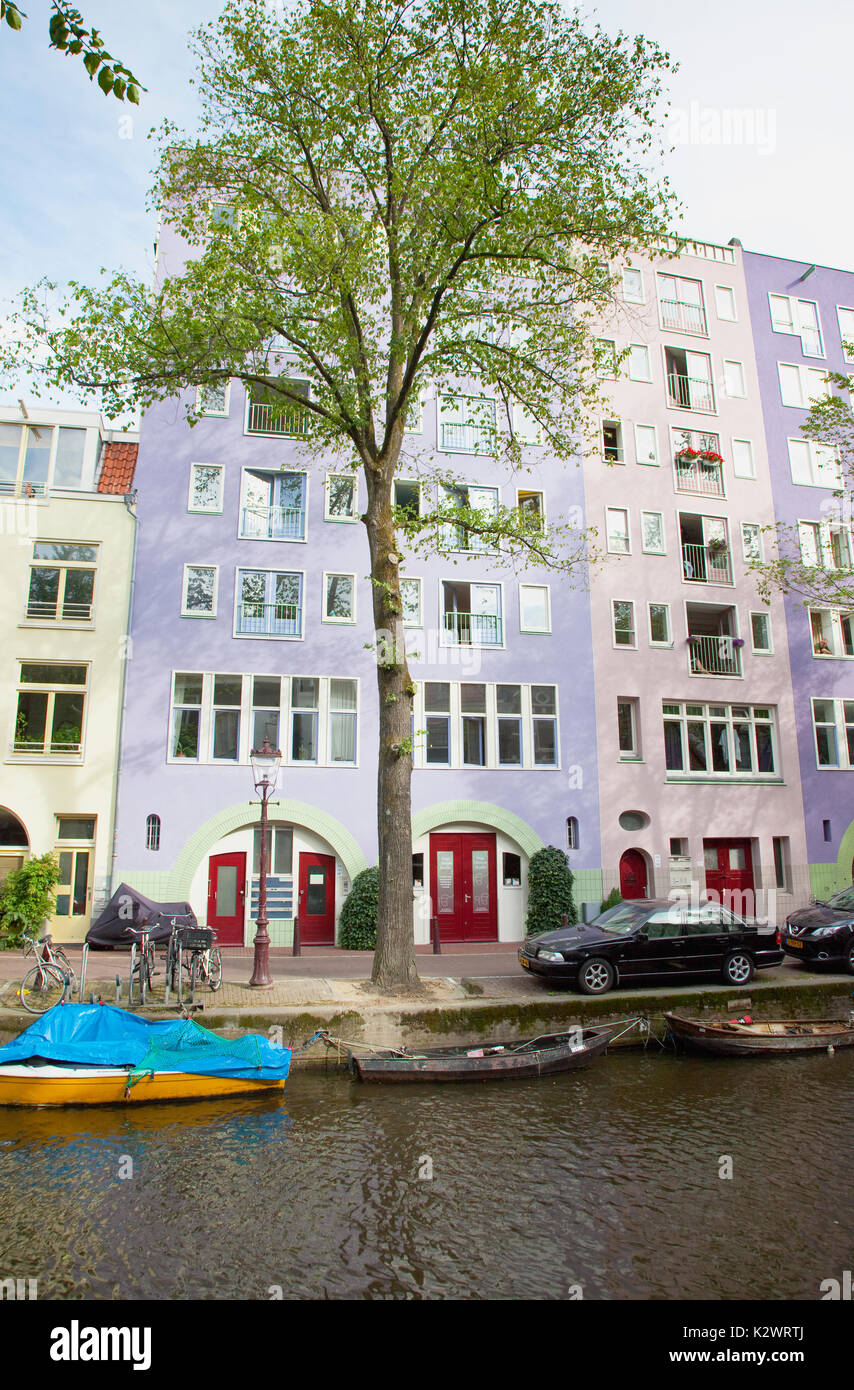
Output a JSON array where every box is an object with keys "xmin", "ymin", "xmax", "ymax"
[{"xmin": 1, "ymin": 0, "xmax": 852, "ymax": 412}]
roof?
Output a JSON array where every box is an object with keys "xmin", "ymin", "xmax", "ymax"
[{"xmin": 97, "ymin": 440, "xmax": 139, "ymax": 494}]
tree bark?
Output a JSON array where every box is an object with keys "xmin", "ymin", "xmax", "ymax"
[{"xmin": 365, "ymin": 459, "xmax": 421, "ymax": 993}]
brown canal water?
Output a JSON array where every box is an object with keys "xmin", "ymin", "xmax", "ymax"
[{"xmin": 0, "ymin": 1048, "xmax": 851, "ymax": 1301}]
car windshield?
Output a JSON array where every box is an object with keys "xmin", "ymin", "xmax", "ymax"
[
  {"xmin": 592, "ymin": 904, "xmax": 653, "ymax": 936},
  {"xmin": 828, "ymin": 888, "xmax": 854, "ymax": 912}
]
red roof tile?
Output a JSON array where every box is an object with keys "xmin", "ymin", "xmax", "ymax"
[{"xmin": 97, "ymin": 441, "xmax": 139, "ymax": 494}]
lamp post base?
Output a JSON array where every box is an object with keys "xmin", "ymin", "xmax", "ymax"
[{"xmin": 248, "ymin": 926, "xmax": 273, "ymax": 989}]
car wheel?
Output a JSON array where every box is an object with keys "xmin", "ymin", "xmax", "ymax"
[
  {"xmin": 845, "ymin": 944, "xmax": 854, "ymax": 976},
  {"xmin": 576, "ymin": 957, "xmax": 615, "ymax": 996},
  {"xmin": 722, "ymin": 952, "xmax": 754, "ymax": 986}
]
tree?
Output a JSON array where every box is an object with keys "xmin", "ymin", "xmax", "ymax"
[
  {"xmin": 0, "ymin": 852, "xmax": 60, "ymax": 948},
  {"xmin": 8, "ymin": 0, "xmax": 675, "ymax": 992},
  {"xmin": 525, "ymin": 845, "xmax": 576, "ymax": 936},
  {"xmin": 748, "ymin": 362, "xmax": 854, "ymax": 609},
  {"xmin": 1, "ymin": 1, "xmax": 142, "ymax": 100}
]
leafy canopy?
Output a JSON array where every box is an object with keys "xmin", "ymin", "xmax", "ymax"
[{"xmin": 1, "ymin": 2, "xmax": 143, "ymax": 101}]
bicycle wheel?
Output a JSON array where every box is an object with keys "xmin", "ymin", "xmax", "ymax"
[
  {"xmin": 207, "ymin": 948, "xmax": 223, "ymax": 992},
  {"xmin": 189, "ymin": 953, "xmax": 199, "ymax": 995},
  {"xmin": 51, "ymin": 949, "xmax": 77, "ymax": 992},
  {"xmin": 20, "ymin": 964, "xmax": 67, "ymax": 1014}
]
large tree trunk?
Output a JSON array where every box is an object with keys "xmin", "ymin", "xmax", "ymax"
[{"xmin": 365, "ymin": 461, "xmax": 421, "ymax": 993}]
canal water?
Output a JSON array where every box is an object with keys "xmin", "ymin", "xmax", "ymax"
[{"xmin": 0, "ymin": 1048, "xmax": 851, "ymax": 1300}]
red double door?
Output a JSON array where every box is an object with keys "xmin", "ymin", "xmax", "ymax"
[
  {"xmin": 430, "ymin": 833, "xmax": 498, "ymax": 943},
  {"xmin": 703, "ymin": 839, "xmax": 755, "ymax": 912},
  {"xmin": 206, "ymin": 849, "xmax": 337, "ymax": 946}
]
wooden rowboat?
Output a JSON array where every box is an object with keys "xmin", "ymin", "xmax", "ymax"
[
  {"xmin": 349, "ymin": 1026, "xmax": 614, "ymax": 1082},
  {"xmin": 0, "ymin": 1062, "xmax": 285, "ymax": 1107},
  {"xmin": 666, "ymin": 1013, "xmax": 854, "ymax": 1057}
]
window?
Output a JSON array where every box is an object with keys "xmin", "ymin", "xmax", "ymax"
[
  {"xmin": 658, "ymin": 274, "xmax": 707, "ymax": 335},
  {"xmin": 672, "ymin": 429, "xmax": 725, "ymax": 495},
  {"xmin": 595, "ymin": 338, "xmax": 618, "ymax": 378},
  {"xmin": 253, "ymin": 825, "xmax": 294, "ymax": 876},
  {"xmin": 613, "ymin": 600, "xmax": 636, "ymax": 647},
  {"xmin": 325, "ymin": 473, "xmax": 357, "ymax": 521},
  {"xmin": 412, "ymin": 853, "xmax": 424, "ymax": 888},
  {"xmin": 393, "ymin": 479, "xmax": 421, "ymax": 522},
  {"xmin": 649, "ymin": 603, "xmax": 671, "ymax": 645},
  {"xmin": 236, "ymin": 569, "xmax": 303, "ymax": 638},
  {"xmin": 440, "ymin": 483, "xmax": 499, "ymax": 551},
  {"xmin": 170, "ymin": 673, "xmax": 202, "ymax": 760},
  {"xmin": 772, "ymin": 837, "xmax": 790, "ymax": 892},
  {"xmin": 13, "ymin": 663, "xmax": 87, "ymax": 757},
  {"xmin": 497, "ymin": 684, "xmax": 522, "ymax": 766},
  {"xmin": 323, "ymin": 573, "xmax": 356, "ymax": 623},
  {"xmin": 531, "ymin": 685, "xmax": 558, "ymax": 765},
  {"xmin": 750, "ymin": 612, "xmax": 772, "ymax": 652},
  {"xmin": 188, "ymin": 463, "xmax": 224, "ymax": 513},
  {"xmin": 778, "ymin": 363, "xmax": 829, "ymax": 408},
  {"xmin": 239, "ymin": 468, "xmax": 306, "ymax": 539},
  {"xmin": 617, "ymin": 699, "xmax": 639, "ymax": 758},
  {"xmin": 182, "ymin": 565, "xmax": 218, "ymax": 618},
  {"xmin": 627, "ymin": 344, "xmax": 652, "ymax": 382},
  {"xmin": 517, "ymin": 490, "xmax": 544, "ymax": 528},
  {"xmin": 606, "ymin": 507, "xmax": 630, "ymax": 554},
  {"xmin": 812, "ymin": 697, "xmax": 854, "ymax": 768},
  {"xmin": 769, "ymin": 294, "xmax": 823, "ymax": 356},
  {"xmin": 26, "ymin": 542, "xmax": 98, "ymax": 623},
  {"xmin": 211, "ymin": 675, "xmax": 241, "ymax": 760},
  {"xmin": 741, "ymin": 523, "xmax": 763, "ymax": 564},
  {"xmin": 400, "ymin": 577, "xmax": 422, "ymax": 627},
  {"xmin": 145, "ymin": 814, "xmax": 161, "ymax": 852},
  {"xmin": 512, "ymin": 402, "xmax": 542, "ymax": 444},
  {"xmin": 641, "ymin": 511, "xmax": 665, "ymax": 555},
  {"xmin": 503, "ymin": 852, "xmax": 522, "ymax": 886},
  {"xmin": 425, "ymin": 682, "xmax": 451, "ymax": 765},
  {"xmin": 291, "ymin": 678, "xmax": 319, "ymax": 762},
  {"xmin": 788, "ymin": 439, "xmax": 840, "ymax": 488},
  {"xmin": 666, "ymin": 347, "xmax": 715, "ymax": 411},
  {"xmin": 634, "ymin": 423, "xmax": 658, "ymax": 465},
  {"xmin": 439, "ymin": 395, "xmax": 496, "ymax": 453},
  {"xmin": 723, "ymin": 360, "xmax": 746, "ymax": 398},
  {"xmin": 329, "ymin": 679, "xmax": 357, "ymax": 763},
  {"xmin": 251, "ymin": 676, "xmax": 281, "ymax": 751},
  {"xmin": 0, "ymin": 423, "xmax": 88, "ymax": 496},
  {"xmin": 731, "ymin": 439, "xmax": 756, "ymax": 479},
  {"xmin": 519, "ymin": 584, "xmax": 550, "ymax": 633},
  {"xmin": 621, "ymin": 268, "xmax": 644, "ymax": 303},
  {"xmin": 54, "ymin": 816, "xmax": 95, "ymax": 918},
  {"xmin": 442, "ymin": 580, "xmax": 502, "ymax": 646},
  {"xmin": 809, "ymin": 608, "xmax": 854, "ymax": 658},
  {"xmin": 208, "ymin": 200, "xmax": 236, "ymax": 229},
  {"xmin": 663, "ymin": 701, "xmax": 778, "ymax": 778},
  {"xmin": 836, "ymin": 307, "xmax": 854, "ymax": 365},
  {"xmin": 418, "ymin": 681, "xmax": 559, "ymax": 770},
  {"xmin": 566, "ymin": 816, "xmax": 579, "ymax": 851},
  {"xmin": 602, "ymin": 420, "xmax": 624, "ymax": 462},
  {"xmin": 461, "ymin": 683, "xmax": 487, "ymax": 766},
  {"xmin": 196, "ymin": 382, "xmax": 230, "ymax": 416},
  {"xmin": 714, "ymin": 285, "xmax": 737, "ymax": 321},
  {"xmin": 246, "ymin": 379, "xmax": 311, "ymax": 436},
  {"xmin": 404, "ymin": 393, "xmax": 423, "ymax": 434}
]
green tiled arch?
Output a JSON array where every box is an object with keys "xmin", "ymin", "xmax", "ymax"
[{"xmin": 411, "ymin": 800, "xmax": 544, "ymax": 857}]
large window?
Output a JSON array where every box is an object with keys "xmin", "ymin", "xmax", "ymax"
[
  {"xmin": 788, "ymin": 440, "xmax": 840, "ymax": 488},
  {"xmin": 441, "ymin": 580, "xmax": 502, "ymax": 645},
  {"xmin": 239, "ymin": 468, "xmax": 306, "ymax": 539},
  {"xmin": 657, "ymin": 274, "xmax": 707, "ymax": 335},
  {"xmin": 769, "ymin": 294, "xmax": 823, "ymax": 356},
  {"xmin": 0, "ymin": 423, "xmax": 89, "ymax": 495},
  {"xmin": 812, "ymin": 698, "xmax": 854, "ymax": 768},
  {"xmin": 236, "ymin": 569, "xmax": 303, "ymax": 638},
  {"xmin": 809, "ymin": 608, "xmax": 854, "ymax": 658},
  {"xmin": 12, "ymin": 663, "xmax": 87, "ymax": 758},
  {"xmin": 246, "ymin": 379, "xmax": 311, "ymax": 436},
  {"xmin": 663, "ymin": 702, "xmax": 778, "ymax": 779},
  {"xmin": 438, "ymin": 395, "xmax": 496, "ymax": 453},
  {"xmin": 26, "ymin": 542, "xmax": 98, "ymax": 623},
  {"xmin": 417, "ymin": 682, "xmax": 559, "ymax": 770},
  {"xmin": 778, "ymin": 363, "xmax": 829, "ymax": 408},
  {"xmin": 440, "ymin": 483, "xmax": 499, "ymax": 551},
  {"xmin": 170, "ymin": 672, "xmax": 203, "ymax": 760}
]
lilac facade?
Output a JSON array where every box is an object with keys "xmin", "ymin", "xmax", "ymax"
[{"xmin": 743, "ymin": 250, "xmax": 854, "ymax": 895}]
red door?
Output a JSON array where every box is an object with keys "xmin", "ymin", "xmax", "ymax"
[
  {"xmin": 619, "ymin": 849, "xmax": 648, "ymax": 900},
  {"xmin": 704, "ymin": 839, "xmax": 754, "ymax": 913},
  {"xmin": 430, "ymin": 833, "xmax": 498, "ymax": 943},
  {"xmin": 207, "ymin": 852, "xmax": 246, "ymax": 946},
  {"xmin": 298, "ymin": 852, "xmax": 336, "ymax": 945}
]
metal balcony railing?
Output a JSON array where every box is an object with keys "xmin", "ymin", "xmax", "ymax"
[
  {"xmin": 240, "ymin": 505, "xmax": 305, "ymax": 540},
  {"xmin": 440, "ymin": 422, "xmax": 496, "ymax": 453},
  {"xmin": 681, "ymin": 542, "xmax": 733, "ymax": 585},
  {"xmin": 237, "ymin": 601, "xmax": 301, "ymax": 637},
  {"xmin": 443, "ymin": 611, "xmax": 503, "ymax": 646},
  {"xmin": 674, "ymin": 457, "xmax": 725, "ymax": 497},
  {"xmin": 246, "ymin": 401, "xmax": 311, "ymax": 436},
  {"xmin": 660, "ymin": 298, "xmax": 708, "ymax": 335},
  {"xmin": 687, "ymin": 634, "xmax": 742, "ymax": 676},
  {"xmin": 26, "ymin": 598, "xmax": 94, "ymax": 622},
  {"xmin": 0, "ymin": 480, "xmax": 47, "ymax": 498},
  {"xmin": 12, "ymin": 736, "xmax": 83, "ymax": 756},
  {"xmin": 667, "ymin": 372, "xmax": 716, "ymax": 412}
]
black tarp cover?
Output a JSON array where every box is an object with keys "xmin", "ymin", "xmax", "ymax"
[{"xmin": 85, "ymin": 883, "xmax": 198, "ymax": 948}]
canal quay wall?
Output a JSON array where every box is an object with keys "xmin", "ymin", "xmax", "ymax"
[{"xmin": 1, "ymin": 972, "xmax": 851, "ymax": 1065}]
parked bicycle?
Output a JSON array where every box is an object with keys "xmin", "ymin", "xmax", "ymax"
[
  {"xmin": 20, "ymin": 933, "xmax": 76, "ymax": 1014},
  {"xmin": 127, "ymin": 926, "xmax": 156, "ymax": 1005},
  {"xmin": 166, "ymin": 925, "xmax": 223, "ymax": 995}
]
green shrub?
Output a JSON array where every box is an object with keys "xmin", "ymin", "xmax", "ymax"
[
  {"xmin": 0, "ymin": 852, "xmax": 61, "ymax": 949},
  {"xmin": 525, "ymin": 845, "xmax": 576, "ymax": 938},
  {"xmin": 338, "ymin": 867, "xmax": 379, "ymax": 950},
  {"xmin": 599, "ymin": 886, "xmax": 623, "ymax": 916}
]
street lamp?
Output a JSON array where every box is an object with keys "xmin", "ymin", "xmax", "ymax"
[{"xmin": 249, "ymin": 737, "xmax": 282, "ymax": 988}]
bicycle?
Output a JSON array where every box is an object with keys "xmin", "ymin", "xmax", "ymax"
[
  {"xmin": 127, "ymin": 926, "xmax": 156, "ymax": 1005},
  {"xmin": 167, "ymin": 925, "xmax": 223, "ymax": 995},
  {"xmin": 20, "ymin": 934, "xmax": 76, "ymax": 1014}
]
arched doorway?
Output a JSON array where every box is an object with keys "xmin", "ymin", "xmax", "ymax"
[
  {"xmin": 619, "ymin": 849, "xmax": 648, "ymax": 900},
  {"xmin": 0, "ymin": 808, "xmax": 29, "ymax": 886}
]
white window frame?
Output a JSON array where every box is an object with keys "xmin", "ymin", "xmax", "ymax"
[
  {"xmin": 602, "ymin": 419, "xmax": 625, "ymax": 464},
  {"xmin": 519, "ymin": 584, "xmax": 551, "ymax": 634},
  {"xmin": 634, "ymin": 423, "xmax": 659, "ymax": 466},
  {"xmin": 195, "ymin": 382, "xmax": 231, "ymax": 418},
  {"xmin": 512, "ymin": 401, "xmax": 543, "ymax": 444},
  {"xmin": 322, "ymin": 572, "xmax": 357, "ymax": 625},
  {"xmin": 741, "ymin": 523, "xmax": 763, "ymax": 565},
  {"xmin": 181, "ymin": 564, "xmax": 218, "ymax": 619},
  {"xmin": 836, "ymin": 307, "xmax": 854, "ymax": 365},
  {"xmin": 238, "ymin": 466, "xmax": 308, "ymax": 542},
  {"xmin": 324, "ymin": 473, "xmax": 358, "ymax": 523},
  {"xmin": 769, "ymin": 293, "xmax": 824, "ymax": 357},
  {"xmin": 621, "ymin": 267, "xmax": 645, "ymax": 304},
  {"xmin": 617, "ymin": 697, "xmax": 641, "ymax": 760},
  {"xmin": 187, "ymin": 462, "xmax": 225, "ymax": 514},
  {"xmin": 606, "ymin": 507, "xmax": 631, "ymax": 554},
  {"xmin": 516, "ymin": 488, "xmax": 546, "ymax": 526},
  {"xmin": 400, "ymin": 576, "xmax": 423, "ymax": 628},
  {"xmin": 439, "ymin": 578, "xmax": 505, "ymax": 649},
  {"xmin": 413, "ymin": 681, "xmax": 560, "ymax": 771},
  {"xmin": 25, "ymin": 541, "xmax": 99, "ymax": 626},
  {"xmin": 612, "ymin": 599, "xmax": 637, "ymax": 649},
  {"xmin": 440, "ymin": 483, "xmax": 499, "ymax": 552},
  {"xmin": 233, "ymin": 567, "xmax": 305, "ymax": 641},
  {"xmin": 627, "ymin": 343, "xmax": 653, "ymax": 382},
  {"xmin": 723, "ymin": 359, "xmax": 746, "ymax": 398},
  {"xmin": 788, "ymin": 438, "xmax": 841, "ymax": 488},
  {"xmin": 11, "ymin": 661, "xmax": 90, "ymax": 762},
  {"xmin": 749, "ymin": 611, "xmax": 773, "ymax": 654},
  {"xmin": 648, "ymin": 602, "xmax": 672, "ymax": 646},
  {"xmin": 595, "ymin": 338, "xmax": 618, "ymax": 379},
  {"xmin": 809, "ymin": 608, "xmax": 854, "ymax": 659},
  {"xmin": 714, "ymin": 284, "xmax": 737, "ymax": 322},
  {"xmin": 731, "ymin": 438, "xmax": 756, "ymax": 480},
  {"xmin": 777, "ymin": 362, "xmax": 830, "ymax": 408},
  {"xmin": 393, "ymin": 477, "xmax": 423, "ymax": 519},
  {"xmin": 437, "ymin": 393, "xmax": 497, "ymax": 453},
  {"xmin": 811, "ymin": 697, "xmax": 854, "ymax": 770},
  {"xmin": 404, "ymin": 391, "xmax": 424, "ymax": 435},
  {"xmin": 640, "ymin": 510, "xmax": 666, "ymax": 555}
]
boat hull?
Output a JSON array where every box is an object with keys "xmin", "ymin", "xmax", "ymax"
[
  {"xmin": 0, "ymin": 1065, "xmax": 286, "ymax": 1107},
  {"xmin": 666, "ymin": 1014, "xmax": 854, "ymax": 1057},
  {"xmin": 351, "ymin": 1027, "xmax": 612, "ymax": 1082}
]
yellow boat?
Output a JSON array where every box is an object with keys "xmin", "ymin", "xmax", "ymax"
[{"xmin": 0, "ymin": 1063, "xmax": 286, "ymax": 1107}]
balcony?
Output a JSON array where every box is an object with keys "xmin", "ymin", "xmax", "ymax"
[
  {"xmin": 11, "ymin": 735, "xmax": 82, "ymax": 756},
  {"xmin": 660, "ymin": 298, "xmax": 708, "ymax": 335},
  {"xmin": 443, "ymin": 611, "xmax": 503, "ymax": 646},
  {"xmin": 687, "ymin": 634, "xmax": 743, "ymax": 677},
  {"xmin": 236, "ymin": 602, "xmax": 301, "ymax": 637},
  {"xmin": 246, "ymin": 401, "xmax": 311, "ymax": 437},
  {"xmin": 682, "ymin": 542, "xmax": 733, "ymax": 585},
  {"xmin": 440, "ymin": 422, "xmax": 495, "ymax": 453},
  {"xmin": 674, "ymin": 455, "xmax": 725, "ymax": 498},
  {"xmin": 0, "ymin": 480, "xmax": 47, "ymax": 498},
  {"xmin": 25, "ymin": 598, "xmax": 93, "ymax": 622},
  {"xmin": 240, "ymin": 505, "xmax": 305, "ymax": 540},
  {"xmin": 667, "ymin": 373, "xmax": 716, "ymax": 412}
]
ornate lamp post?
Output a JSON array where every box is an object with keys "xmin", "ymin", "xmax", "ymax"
[{"xmin": 249, "ymin": 737, "xmax": 282, "ymax": 988}]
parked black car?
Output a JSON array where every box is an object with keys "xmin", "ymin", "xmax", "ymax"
[
  {"xmin": 519, "ymin": 899, "xmax": 784, "ymax": 995},
  {"xmin": 784, "ymin": 887, "xmax": 854, "ymax": 973}
]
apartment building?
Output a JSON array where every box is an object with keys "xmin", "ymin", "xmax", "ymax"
[
  {"xmin": 583, "ymin": 238, "xmax": 808, "ymax": 918},
  {"xmin": 743, "ymin": 249, "xmax": 854, "ymax": 900},
  {"xmin": 0, "ymin": 404, "xmax": 138, "ymax": 940}
]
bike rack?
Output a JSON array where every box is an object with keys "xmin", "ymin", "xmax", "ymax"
[{"xmin": 79, "ymin": 943, "xmax": 89, "ymax": 1001}]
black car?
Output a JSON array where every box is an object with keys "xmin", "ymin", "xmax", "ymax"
[
  {"xmin": 519, "ymin": 899, "xmax": 784, "ymax": 995},
  {"xmin": 784, "ymin": 887, "xmax": 854, "ymax": 973}
]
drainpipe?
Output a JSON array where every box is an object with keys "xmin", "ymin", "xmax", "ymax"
[{"xmin": 106, "ymin": 483, "xmax": 140, "ymax": 900}]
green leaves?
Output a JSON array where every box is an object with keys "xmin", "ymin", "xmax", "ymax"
[
  {"xmin": 3, "ymin": 2, "xmax": 26, "ymax": 30},
  {"xmin": 45, "ymin": 2, "xmax": 145, "ymax": 101}
]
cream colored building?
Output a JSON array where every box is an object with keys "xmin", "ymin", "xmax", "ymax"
[{"xmin": 0, "ymin": 404, "xmax": 138, "ymax": 942}]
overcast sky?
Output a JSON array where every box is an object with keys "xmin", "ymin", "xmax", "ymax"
[{"xmin": 1, "ymin": 0, "xmax": 851, "ymax": 410}]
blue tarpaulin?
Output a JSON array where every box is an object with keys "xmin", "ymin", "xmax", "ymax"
[{"xmin": 0, "ymin": 1004, "xmax": 291, "ymax": 1081}]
